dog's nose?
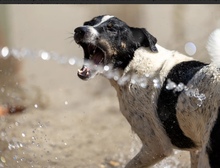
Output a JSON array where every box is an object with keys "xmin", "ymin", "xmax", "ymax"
[
  {"xmin": 74, "ymin": 27, "xmax": 87, "ymax": 42},
  {"xmin": 74, "ymin": 27, "xmax": 87, "ymax": 35}
]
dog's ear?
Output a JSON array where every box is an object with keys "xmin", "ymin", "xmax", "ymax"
[{"xmin": 131, "ymin": 27, "xmax": 158, "ymax": 52}]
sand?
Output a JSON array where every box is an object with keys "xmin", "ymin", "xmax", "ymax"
[{"xmin": 0, "ymin": 58, "xmax": 190, "ymax": 168}]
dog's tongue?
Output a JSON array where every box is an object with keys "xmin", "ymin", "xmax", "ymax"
[{"xmin": 77, "ymin": 65, "xmax": 90, "ymax": 80}]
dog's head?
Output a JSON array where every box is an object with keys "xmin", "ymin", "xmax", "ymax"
[{"xmin": 74, "ymin": 15, "xmax": 158, "ymax": 80}]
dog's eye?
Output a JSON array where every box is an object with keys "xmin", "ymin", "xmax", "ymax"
[
  {"xmin": 107, "ymin": 23, "xmax": 112, "ymax": 28},
  {"xmin": 107, "ymin": 23, "xmax": 114, "ymax": 31}
]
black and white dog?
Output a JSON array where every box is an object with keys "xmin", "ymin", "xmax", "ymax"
[{"xmin": 74, "ymin": 15, "xmax": 220, "ymax": 168}]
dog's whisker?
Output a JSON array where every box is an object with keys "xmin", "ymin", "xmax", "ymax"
[
  {"xmin": 65, "ymin": 36, "xmax": 75, "ymax": 44},
  {"xmin": 65, "ymin": 36, "xmax": 74, "ymax": 40}
]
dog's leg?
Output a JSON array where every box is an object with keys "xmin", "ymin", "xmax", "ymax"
[
  {"xmin": 190, "ymin": 150, "xmax": 200, "ymax": 168},
  {"xmin": 198, "ymin": 148, "xmax": 210, "ymax": 168},
  {"xmin": 125, "ymin": 145, "xmax": 168, "ymax": 168},
  {"xmin": 203, "ymin": 108, "xmax": 220, "ymax": 168}
]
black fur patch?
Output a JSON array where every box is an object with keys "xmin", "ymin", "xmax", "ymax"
[
  {"xmin": 207, "ymin": 107, "xmax": 220, "ymax": 168},
  {"xmin": 157, "ymin": 61, "xmax": 207, "ymax": 149}
]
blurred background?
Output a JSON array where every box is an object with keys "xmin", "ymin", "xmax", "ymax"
[{"xmin": 0, "ymin": 5, "xmax": 219, "ymax": 168}]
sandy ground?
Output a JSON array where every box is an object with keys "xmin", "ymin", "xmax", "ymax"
[{"xmin": 0, "ymin": 58, "xmax": 191, "ymax": 168}]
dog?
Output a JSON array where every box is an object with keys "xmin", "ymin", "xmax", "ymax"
[{"xmin": 74, "ymin": 15, "xmax": 220, "ymax": 168}]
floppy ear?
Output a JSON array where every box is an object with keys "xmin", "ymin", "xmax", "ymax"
[{"xmin": 131, "ymin": 27, "xmax": 158, "ymax": 52}]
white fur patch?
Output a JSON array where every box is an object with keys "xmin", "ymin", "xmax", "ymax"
[
  {"xmin": 87, "ymin": 26, "xmax": 99, "ymax": 37},
  {"xmin": 207, "ymin": 29, "xmax": 220, "ymax": 68},
  {"xmin": 93, "ymin": 15, "xmax": 114, "ymax": 27}
]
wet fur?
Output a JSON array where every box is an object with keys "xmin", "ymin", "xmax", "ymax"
[
  {"xmin": 74, "ymin": 15, "xmax": 220, "ymax": 168},
  {"xmin": 112, "ymin": 46, "xmax": 220, "ymax": 168}
]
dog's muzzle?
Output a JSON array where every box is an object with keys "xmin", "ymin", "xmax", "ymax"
[{"xmin": 74, "ymin": 26, "xmax": 105, "ymax": 80}]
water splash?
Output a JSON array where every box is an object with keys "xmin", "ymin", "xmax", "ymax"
[
  {"xmin": 8, "ymin": 140, "xmax": 24, "ymax": 150},
  {"xmin": 0, "ymin": 46, "xmax": 156, "ymax": 89},
  {"xmin": 166, "ymin": 79, "xmax": 206, "ymax": 107},
  {"xmin": 0, "ymin": 46, "xmax": 207, "ymax": 107}
]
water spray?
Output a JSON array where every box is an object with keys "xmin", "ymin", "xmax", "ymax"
[{"xmin": 0, "ymin": 43, "xmax": 205, "ymax": 107}]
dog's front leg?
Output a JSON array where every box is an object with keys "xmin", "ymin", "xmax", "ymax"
[
  {"xmin": 190, "ymin": 150, "xmax": 201, "ymax": 168},
  {"xmin": 190, "ymin": 150, "xmax": 200, "ymax": 168},
  {"xmin": 125, "ymin": 145, "xmax": 167, "ymax": 168}
]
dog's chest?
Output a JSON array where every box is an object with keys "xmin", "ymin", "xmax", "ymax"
[{"xmin": 115, "ymin": 83, "xmax": 161, "ymax": 139}]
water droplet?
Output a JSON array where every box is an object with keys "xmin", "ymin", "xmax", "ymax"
[
  {"xmin": 68, "ymin": 58, "xmax": 76, "ymax": 65},
  {"xmin": 175, "ymin": 83, "xmax": 185, "ymax": 92},
  {"xmin": 1, "ymin": 156, "xmax": 6, "ymax": 163},
  {"xmin": 113, "ymin": 75, "xmax": 119, "ymax": 81},
  {"xmin": 19, "ymin": 143, "xmax": 23, "ymax": 148},
  {"xmin": 185, "ymin": 42, "xmax": 196, "ymax": 56},
  {"xmin": 117, "ymin": 75, "xmax": 130, "ymax": 86},
  {"xmin": 137, "ymin": 76, "xmax": 147, "ymax": 88},
  {"xmin": 140, "ymin": 82, "xmax": 147, "ymax": 88},
  {"xmin": 15, "ymin": 121, "xmax": 20, "ymax": 126},
  {"xmin": 153, "ymin": 78, "xmax": 161, "ymax": 88},
  {"xmin": 40, "ymin": 51, "xmax": 50, "ymax": 60},
  {"xmin": 8, "ymin": 143, "xmax": 15, "ymax": 150},
  {"xmin": 34, "ymin": 104, "xmax": 38, "ymax": 108},
  {"xmin": 1, "ymin": 131, "xmax": 6, "ymax": 137},
  {"xmin": 130, "ymin": 78, "xmax": 136, "ymax": 84},
  {"xmin": 198, "ymin": 93, "xmax": 206, "ymax": 101},
  {"xmin": 1, "ymin": 87, "xmax": 5, "ymax": 93},
  {"xmin": 194, "ymin": 88, "xmax": 200, "ymax": 97},
  {"xmin": 166, "ymin": 79, "xmax": 176, "ymax": 90},
  {"xmin": 38, "ymin": 122, "xmax": 43, "ymax": 128},
  {"xmin": 103, "ymin": 65, "xmax": 110, "ymax": 71},
  {"xmin": 13, "ymin": 155, "xmax": 18, "ymax": 160},
  {"xmin": 1, "ymin": 47, "xmax": 9, "ymax": 58}
]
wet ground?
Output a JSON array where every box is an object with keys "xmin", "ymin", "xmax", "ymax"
[{"xmin": 0, "ymin": 57, "xmax": 190, "ymax": 168}]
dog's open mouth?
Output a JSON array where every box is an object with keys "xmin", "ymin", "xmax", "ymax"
[{"xmin": 77, "ymin": 43, "xmax": 105, "ymax": 80}]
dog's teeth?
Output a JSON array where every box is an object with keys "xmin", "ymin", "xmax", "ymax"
[
  {"xmin": 93, "ymin": 47, "xmax": 97, "ymax": 54},
  {"xmin": 99, "ymin": 58, "xmax": 104, "ymax": 64}
]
